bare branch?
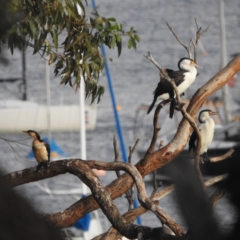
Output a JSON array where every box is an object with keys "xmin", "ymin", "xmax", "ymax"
[
  {"xmin": 205, "ymin": 174, "xmax": 228, "ymax": 187},
  {"xmin": 191, "ymin": 38, "xmax": 197, "ymax": 62},
  {"xmin": 210, "ymin": 148, "xmax": 235, "ymax": 162},
  {"xmin": 126, "ymin": 139, "xmax": 140, "ymax": 211},
  {"xmin": 96, "ymin": 173, "xmax": 228, "ymax": 239},
  {"xmin": 166, "ymin": 22, "xmax": 191, "ymax": 58},
  {"xmin": 144, "ymin": 99, "xmax": 168, "ymax": 156},
  {"xmin": 167, "ymin": 20, "xmax": 210, "ymax": 62},
  {"xmin": 194, "ymin": 18, "xmax": 211, "ymax": 40},
  {"xmin": 113, "ymin": 135, "xmax": 121, "ymax": 178},
  {"xmin": 126, "ymin": 145, "xmax": 134, "ymax": 211},
  {"xmin": 109, "ymin": 172, "xmax": 227, "ymax": 238},
  {"xmin": 128, "ymin": 139, "xmax": 140, "ymax": 163},
  {"xmin": 192, "ymin": 19, "xmax": 210, "ymax": 62},
  {"xmin": 3, "ymin": 159, "xmax": 183, "ymax": 238},
  {"xmin": 209, "ymin": 189, "xmax": 225, "ymax": 210},
  {"xmin": 194, "ymin": 18, "xmax": 199, "ymax": 30},
  {"xmin": 113, "ymin": 136, "xmax": 138, "ymax": 211},
  {"xmin": 113, "ymin": 135, "xmax": 119, "ymax": 162},
  {"xmin": 88, "ymin": 160, "xmax": 185, "ymax": 236},
  {"xmin": 152, "ymin": 170, "xmax": 158, "ymax": 195}
]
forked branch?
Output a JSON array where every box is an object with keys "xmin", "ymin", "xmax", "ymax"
[
  {"xmin": 167, "ymin": 20, "xmax": 210, "ymax": 62},
  {"xmin": 166, "ymin": 22, "xmax": 192, "ymax": 58},
  {"xmin": 2, "ymin": 159, "xmax": 184, "ymax": 238}
]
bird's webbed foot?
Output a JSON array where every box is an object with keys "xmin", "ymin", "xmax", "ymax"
[{"xmin": 201, "ymin": 152, "xmax": 211, "ymax": 163}]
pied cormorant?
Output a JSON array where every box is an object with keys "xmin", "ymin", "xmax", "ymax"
[
  {"xmin": 188, "ymin": 109, "xmax": 218, "ymax": 162},
  {"xmin": 23, "ymin": 130, "xmax": 50, "ymax": 171},
  {"xmin": 147, "ymin": 57, "xmax": 202, "ymax": 118}
]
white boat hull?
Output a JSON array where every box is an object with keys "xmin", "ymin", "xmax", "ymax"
[{"xmin": 0, "ymin": 100, "xmax": 97, "ymax": 133}]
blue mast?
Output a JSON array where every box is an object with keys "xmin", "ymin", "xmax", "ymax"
[{"xmin": 91, "ymin": 0, "xmax": 141, "ymax": 225}]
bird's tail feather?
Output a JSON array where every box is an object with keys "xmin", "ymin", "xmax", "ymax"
[
  {"xmin": 147, "ymin": 99, "xmax": 156, "ymax": 114},
  {"xmin": 188, "ymin": 145, "xmax": 195, "ymax": 153},
  {"xmin": 169, "ymin": 99, "xmax": 175, "ymax": 118}
]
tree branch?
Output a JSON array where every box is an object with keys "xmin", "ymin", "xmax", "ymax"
[
  {"xmin": 2, "ymin": 159, "xmax": 184, "ymax": 237},
  {"xmin": 113, "ymin": 135, "xmax": 120, "ymax": 178},
  {"xmin": 209, "ymin": 189, "xmax": 225, "ymax": 210},
  {"xmin": 166, "ymin": 22, "xmax": 192, "ymax": 58},
  {"xmin": 95, "ymin": 174, "xmax": 228, "ymax": 239},
  {"xmin": 167, "ymin": 20, "xmax": 210, "ymax": 62},
  {"xmin": 2, "ymin": 55, "xmax": 240, "ymax": 231},
  {"xmin": 209, "ymin": 148, "xmax": 235, "ymax": 162},
  {"xmin": 88, "ymin": 160, "xmax": 185, "ymax": 236},
  {"xmin": 127, "ymin": 139, "xmax": 140, "ymax": 211},
  {"xmin": 144, "ymin": 99, "xmax": 168, "ymax": 156}
]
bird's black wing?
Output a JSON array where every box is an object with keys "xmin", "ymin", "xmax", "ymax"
[
  {"xmin": 147, "ymin": 80, "xmax": 174, "ymax": 114},
  {"xmin": 158, "ymin": 69, "xmax": 187, "ymax": 118},
  {"xmin": 189, "ymin": 130, "xmax": 197, "ymax": 153},
  {"xmin": 153, "ymin": 79, "xmax": 173, "ymax": 98},
  {"xmin": 32, "ymin": 146, "xmax": 37, "ymax": 160},
  {"xmin": 152, "ymin": 68, "xmax": 181, "ymax": 97},
  {"xmin": 167, "ymin": 69, "xmax": 188, "ymax": 86},
  {"xmin": 148, "ymin": 68, "xmax": 183, "ymax": 115},
  {"xmin": 44, "ymin": 142, "xmax": 51, "ymax": 162}
]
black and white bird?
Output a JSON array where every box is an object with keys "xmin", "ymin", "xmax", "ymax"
[
  {"xmin": 23, "ymin": 130, "xmax": 50, "ymax": 171},
  {"xmin": 188, "ymin": 109, "xmax": 218, "ymax": 162},
  {"xmin": 147, "ymin": 57, "xmax": 202, "ymax": 118}
]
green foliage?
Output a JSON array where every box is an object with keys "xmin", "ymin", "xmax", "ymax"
[{"xmin": 0, "ymin": 0, "xmax": 140, "ymax": 103}]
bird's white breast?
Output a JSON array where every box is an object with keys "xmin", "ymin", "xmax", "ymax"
[
  {"xmin": 177, "ymin": 70, "xmax": 197, "ymax": 94},
  {"xmin": 33, "ymin": 140, "xmax": 49, "ymax": 162},
  {"xmin": 198, "ymin": 118, "xmax": 215, "ymax": 155}
]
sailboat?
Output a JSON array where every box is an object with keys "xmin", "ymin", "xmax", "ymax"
[
  {"xmin": 0, "ymin": 47, "xmax": 97, "ymax": 134},
  {"xmin": 0, "ymin": 99, "xmax": 97, "ymax": 133}
]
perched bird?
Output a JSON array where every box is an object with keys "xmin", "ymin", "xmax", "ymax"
[
  {"xmin": 23, "ymin": 130, "xmax": 50, "ymax": 171},
  {"xmin": 188, "ymin": 109, "xmax": 218, "ymax": 162},
  {"xmin": 147, "ymin": 57, "xmax": 202, "ymax": 117}
]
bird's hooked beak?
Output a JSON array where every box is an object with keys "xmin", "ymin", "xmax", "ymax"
[
  {"xmin": 22, "ymin": 130, "xmax": 28, "ymax": 135},
  {"xmin": 210, "ymin": 111, "xmax": 218, "ymax": 116},
  {"xmin": 192, "ymin": 61, "xmax": 203, "ymax": 69}
]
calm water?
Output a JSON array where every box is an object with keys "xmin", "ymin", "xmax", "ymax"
[{"xmin": 0, "ymin": 0, "xmax": 239, "ymax": 235}]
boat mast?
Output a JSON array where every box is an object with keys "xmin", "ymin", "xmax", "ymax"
[
  {"xmin": 22, "ymin": 42, "xmax": 27, "ymax": 100},
  {"xmin": 46, "ymin": 59, "xmax": 52, "ymax": 141},
  {"xmin": 219, "ymin": 0, "xmax": 232, "ymax": 127}
]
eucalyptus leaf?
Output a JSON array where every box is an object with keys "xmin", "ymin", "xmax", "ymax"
[{"xmin": 2, "ymin": 0, "xmax": 139, "ymax": 104}]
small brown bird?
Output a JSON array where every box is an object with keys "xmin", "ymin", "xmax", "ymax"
[{"xmin": 23, "ymin": 130, "xmax": 50, "ymax": 171}]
